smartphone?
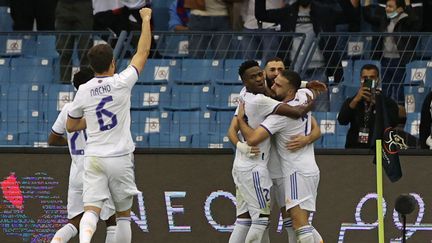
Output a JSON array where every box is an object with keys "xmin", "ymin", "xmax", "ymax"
[{"xmin": 363, "ymin": 78, "xmax": 375, "ymax": 89}]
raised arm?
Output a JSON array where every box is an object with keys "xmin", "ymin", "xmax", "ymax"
[{"xmin": 130, "ymin": 8, "xmax": 152, "ymax": 73}]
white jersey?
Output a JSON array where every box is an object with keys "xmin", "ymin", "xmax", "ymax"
[
  {"xmin": 262, "ymin": 89, "xmax": 319, "ymax": 176},
  {"xmin": 92, "ymin": 0, "xmax": 123, "ymax": 14},
  {"xmin": 68, "ymin": 65, "xmax": 139, "ymax": 157},
  {"xmin": 233, "ymin": 89, "xmax": 281, "ymax": 171},
  {"xmin": 52, "ymin": 103, "xmax": 87, "ymax": 162}
]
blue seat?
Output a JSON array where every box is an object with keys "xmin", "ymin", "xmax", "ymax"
[
  {"xmin": 138, "ymin": 59, "xmax": 180, "ymax": 84},
  {"xmin": 131, "ymin": 84, "xmax": 170, "ymax": 110},
  {"xmin": 41, "ymin": 84, "xmax": 75, "ymax": 127},
  {"xmin": 404, "ymin": 86, "xmax": 430, "ymax": 113},
  {"xmin": 36, "ymin": 35, "xmax": 59, "ymax": 58},
  {"xmin": 179, "ymin": 59, "xmax": 223, "ymax": 84},
  {"xmin": 165, "ymin": 83, "xmax": 212, "ymax": 110},
  {"xmin": 0, "ymin": 7, "xmax": 13, "ymax": 32},
  {"xmin": 198, "ymin": 110, "xmax": 233, "ymax": 148},
  {"xmin": 131, "ymin": 110, "xmax": 169, "ymax": 147},
  {"xmin": 0, "ymin": 131, "xmax": 19, "ymax": 145},
  {"xmin": 10, "ymin": 57, "xmax": 54, "ymax": 83},
  {"xmin": 209, "ymin": 83, "xmax": 242, "ymax": 110},
  {"xmin": 155, "ymin": 34, "xmax": 189, "ymax": 58},
  {"xmin": 0, "ymin": 35, "xmax": 37, "ymax": 56},
  {"xmin": 221, "ymin": 59, "xmax": 244, "ymax": 84},
  {"xmin": 315, "ymin": 112, "xmax": 347, "ymax": 148},
  {"xmin": 404, "ymin": 112, "xmax": 420, "ymax": 138},
  {"xmin": 404, "ymin": 60, "xmax": 432, "ymax": 86},
  {"xmin": 0, "ymin": 84, "xmax": 19, "ymax": 132},
  {"xmin": 152, "ymin": 0, "xmax": 174, "ymax": 31},
  {"xmin": 0, "ymin": 57, "xmax": 10, "ymax": 83},
  {"xmin": 340, "ymin": 59, "xmax": 353, "ymax": 85},
  {"xmin": 328, "ymin": 84, "xmax": 345, "ymax": 112}
]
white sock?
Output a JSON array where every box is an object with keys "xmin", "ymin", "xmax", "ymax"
[
  {"xmin": 115, "ymin": 217, "xmax": 132, "ymax": 243},
  {"xmin": 105, "ymin": 225, "xmax": 116, "ymax": 243},
  {"xmin": 229, "ymin": 218, "xmax": 251, "ymax": 243},
  {"xmin": 283, "ymin": 218, "xmax": 296, "ymax": 243},
  {"xmin": 245, "ymin": 217, "xmax": 269, "ymax": 243},
  {"xmin": 50, "ymin": 223, "xmax": 78, "ymax": 243},
  {"xmin": 312, "ymin": 226, "xmax": 323, "ymax": 243},
  {"xmin": 79, "ymin": 211, "xmax": 99, "ymax": 243},
  {"xmin": 295, "ymin": 225, "xmax": 314, "ymax": 243}
]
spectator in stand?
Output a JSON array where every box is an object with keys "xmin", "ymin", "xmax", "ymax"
[
  {"xmin": 338, "ymin": 64, "xmax": 399, "ymax": 148},
  {"xmin": 121, "ymin": 0, "xmax": 151, "ymax": 30},
  {"xmin": 55, "ymin": 0, "xmax": 93, "ymax": 82},
  {"xmin": 10, "ymin": 0, "xmax": 56, "ymax": 30},
  {"xmin": 419, "ymin": 91, "xmax": 432, "ymax": 149},
  {"xmin": 240, "ymin": 0, "xmax": 283, "ymax": 61},
  {"xmin": 362, "ymin": 0, "xmax": 421, "ymax": 120},
  {"xmin": 92, "ymin": 0, "xmax": 129, "ymax": 35},
  {"xmin": 255, "ymin": 0, "xmax": 358, "ymax": 81},
  {"xmin": 185, "ymin": 0, "xmax": 232, "ymax": 58},
  {"xmin": 168, "ymin": 0, "xmax": 190, "ymax": 31}
]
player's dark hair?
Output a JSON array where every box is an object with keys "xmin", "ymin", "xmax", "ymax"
[
  {"xmin": 238, "ymin": 60, "xmax": 259, "ymax": 79},
  {"xmin": 360, "ymin": 64, "xmax": 380, "ymax": 78},
  {"xmin": 72, "ymin": 67, "xmax": 94, "ymax": 90},
  {"xmin": 87, "ymin": 44, "xmax": 113, "ymax": 74},
  {"xmin": 280, "ymin": 70, "xmax": 301, "ymax": 91},
  {"xmin": 264, "ymin": 57, "xmax": 283, "ymax": 66}
]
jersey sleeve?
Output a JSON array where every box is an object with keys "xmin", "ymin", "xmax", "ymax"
[
  {"xmin": 51, "ymin": 104, "xmax": 68, "ymax": 135},
  {"xmin": 257, "ymin": 94, "xmax": 282, "ymax": 117},
  {"xmin": 117, "ymin": 65, "xmax": 139, "ymax": 90},
  {"xmin": 260, "ymin": 114, "xmax": 286, "ymax": 135},
  {"xmin": 68, "ymin": 89, "xmax": 84, "ymax": 119}
]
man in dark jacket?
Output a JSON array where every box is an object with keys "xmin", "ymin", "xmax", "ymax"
[{"xmin": 338, "ymin": 64, "xmax": 399, "ymax": 148}]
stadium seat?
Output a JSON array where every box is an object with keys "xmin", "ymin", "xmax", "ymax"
[
  {"xmin": 138, "ymin": 59, "xmax": 180, "ymax": 84},
  {"xmin": 221, "ymin": 59, "xmax": 244, "ymax": 84},
  {"xmin": 165, "ymin": 82, "xmax": 212, "ymax": 110},
  {"xmin": 328, "ymin": 84, "xmax": 345, "ymax": 112},
  {"xmin": 198, "ymin": 110, "xmax": 233, "ymax": 148},
  {"xmin": 169, "ymin": 110, "xmax": 203, "ymax": 147},
  {"xmin": 0, "ymin": 35, "xmax": 37, "ymax": 56},
  {"xmin": 340, "ymin": 60, "xmax": 353, "ymax": 85},
  {"xmin": 152, "ymin": 0, "xmax": 174, "ymax": 31},
  {"xmin": 179, "ymin": 59, "xmax": 223, "ymax": 84},
  {"xmin": 155, "ymin": 34, "xmax": 189, "ymax": 58},
  {"xmin": 404, "ymin": 86, "xmax": 430, "ymax": 113},
  {"xmin": 0, "ymin": 131, "xmax": 19, "ymax": 145},
  {"xmin": 0, "ymin": 57, "xmax": 10, "ymax": 83},
  {"xmin": 404, "ymin": 60, "xmax": 432, "ymax": 86},
  {"xmin": 315, "ymin": 112, "xmax": 347, "ymax": 148},
  {"xmin": 10, "ymin": 57, "xmax": 54, "ymax": 83},
  {"xmin": 208, "ymin": 83, "xmax": 242, "ymax": 110},
  {"xmin": 404, "ymin": 112, "xmax": 420, "ymax": 138},
  {"xmin": 131, "ymin": 110, "xmax": 169, "ymax": 147},
  {"xmin": 40, "ymin": 84, "xmax": 75, "ymax": 129},
  {"xmin": 131, "ymin": 84, "xmax": 170, "ymax": 110},
  {"xmin": 0, "ymin": 7, "xmax": 13, "ymax": 32},
  {"xmin": 36, "ymin": 35, "xmax": 59, "ymax": 58}
]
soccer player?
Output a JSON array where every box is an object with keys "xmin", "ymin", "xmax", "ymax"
[
  {"xmin": 49, "ymin": 68, "xmax": 117, "ymax": 243},
  {"xmin": 65, "ymin": 8, "xmax": 152, "ymax": 243},
  {"xmin": 237, "ymin": 70, "xmax": 323, "ymax": 243},
  {"xmin": 227, "ymin": 60, "xmax": 315, "ymax": 243}
]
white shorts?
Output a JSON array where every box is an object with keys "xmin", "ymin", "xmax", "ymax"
[
  {"xmin": 83, "ymin": 153, "xmax": 140, "ymax": 210},
  {"xmin": 232, "ymin": 166, "xmax": 272, "ymax": 220},
  {"xmin": 68, "ymin": 159, "xmax": 116, "ymax": 220},
  {"xmin": 284, "ymin": 172, "xmax": 319, "ymax": 212}
]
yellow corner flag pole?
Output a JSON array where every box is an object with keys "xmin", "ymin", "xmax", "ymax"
[{"xmin": 376, "ymin": 139, "xmax": 385, "ymax": 243}]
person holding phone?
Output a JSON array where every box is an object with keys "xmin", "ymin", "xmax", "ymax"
[{"xmin": 337, "ymin": 64, "xmax": 399, "ymax": 148}]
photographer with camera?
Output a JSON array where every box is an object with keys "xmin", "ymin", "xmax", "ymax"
[{"xmin": 338, "ymin": 64, "xmax": 399, "ymax": 148}]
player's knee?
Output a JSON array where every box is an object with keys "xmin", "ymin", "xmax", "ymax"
[
  {"xmin": 84, "ymin": 201, "xmax": 103, "ymax": 215},
  {"xmin": 114, "ymin": 196, "xmax": 133, "ymax": 216}
]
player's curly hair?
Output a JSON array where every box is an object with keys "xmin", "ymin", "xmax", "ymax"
[{"xmin": 238, "ymin": 60, "xmax": 259, "ymax": 79}]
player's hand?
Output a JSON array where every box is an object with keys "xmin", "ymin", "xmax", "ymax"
[
  {"xmin": 354, "ymin": 87, "xmax": 372, "ymax": 103},
  {"xmin": 286, "ymin": 134, "xmax": 311, "ymax": 151},
  {"xmin": 306, "ymin": 80, "xmax": 327, "ymax": 95},
  {"xmin": 139, "ymin": 8, "xmax": 152, "ymax": 22},
  {"xmin": 237, "ymin": 101, "xmax": 245, "ymax": 119},
  {"xmin": 236, "ymin": 142, "xmax": 260, "ymax": 158}
]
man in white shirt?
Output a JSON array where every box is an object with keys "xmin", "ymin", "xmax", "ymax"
[
  {"xmin": 227, "ymin": 60, "xmax": 316, "ymax": 243},
  {"xmin": 49, "ymin": 68, "xmax": 116, "ymax": 243},
  {"xmin": 66, "ymin": 8, "xmax": 152, "ymax": 243},
  {"xmin": 237, "ymin": 70, "xmax": 323, "ymax": 243}
]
